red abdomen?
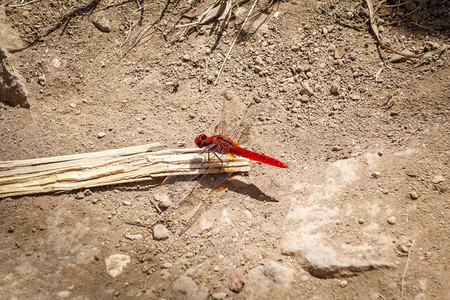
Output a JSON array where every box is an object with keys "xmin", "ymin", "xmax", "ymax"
[{"xmin": 231, "ymin": 145, "xmax": 288, "ymax": 168}]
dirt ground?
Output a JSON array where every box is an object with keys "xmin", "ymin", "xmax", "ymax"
[{"xmin": 0, "ymin": 0, "xmax": 449, "ymax": 299}]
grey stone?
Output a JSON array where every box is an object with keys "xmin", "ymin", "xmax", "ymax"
[
  {"xmin": 125, "ymin": 234, "xmax": 143, "ymax": 240},
  {"xmin": 350, "ymin": 94, "xmax": 361, "ymax": 101},
  {"xmin": 37, "ymin": 74, "xmax": 46, "ymax": 86},
  {"xmin": 105, "ymin": 254, "xmax": 131, "ymax": 278},
  {"xmin": 0, "ymin": 44, "xmax": 29, "ymax": 108},
  {"xmin": 299, "ymin": 81, "xmax": 314, "ymax": 96},
  {"xmin": 409, "ymin": 191, "xmax": 419, "ymax": 200},
  {"xmin": 211, "ymin": 292, "xmax": 228, "ymax": 299},
  {"xmin": 263, "ymin": 261, "xmax": 294, "ymax": 287},
  {"xmin": 334, "ymin": 46, "xmax": 346, "ymax": 59},
  {"xmin": 173, "ymin": 275, "xmax": 208, "ymax": 300},
  {"xmin": 153, "ymin": 224, "xmax": 169, "ymax": 240},
  {"xmin": 432, "ymin": 175, "xmax": 445, "ymax": 184},
  {"xmin": 280, "ymin": 157, "xmax": 395, "ymax": 278},
  {"xmin": 155, "ymin": 193, "xmax": 172, "ymax": 209},
  {"xmin": 330, "ymin": 83, "xmax": 339, "ymax": 95},
  {"xmin": 75, "ymin": 192, "xmax": 85, "ymax": 199},
  {"xmin": 387, "ymin": 216, "xmax": 396, "ymax": 225},
  {"xmin": 93, "ymin": 17, "xmax": 111, "ymax": 33},
  {"xmin": 371, "ymin": 172, "xmax": 381, "ymax": 179}
]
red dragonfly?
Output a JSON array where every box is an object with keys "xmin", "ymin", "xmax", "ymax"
[
  {"xmin": 194, "ymin": 134, "xmax": 288, "ymax": 168},
  {"xmin": 193, "ymin": 91, "xmax": 288, "ymax": 169},
  {"xmin": 157, "ymin": 92, "xmax": 287, "ymax": 235}
]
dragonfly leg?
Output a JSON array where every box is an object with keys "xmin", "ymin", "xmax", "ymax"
[{"xmin": 212, "ymin": 152, "xmax": 224, "ymax": 167}]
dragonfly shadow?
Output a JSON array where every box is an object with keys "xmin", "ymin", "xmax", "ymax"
[{"xmin": 221, "ymin": 176, "xmax": 279, "ymax": 203}]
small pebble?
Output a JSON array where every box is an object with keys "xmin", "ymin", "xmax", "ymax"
[
  {"xmin": 229, "ymin": 269, "xmax": 246, "ymax": 292},
  {"xmin": 123, "ymin": 200, "xmax": 132, "ymax": 206},
  {"xmin": 350, "ymin": 94, "xmax": 361, "ymax": 101},
  {"xmin": 358, "ymin": 218, "xmax": 365, "ymax": 224},
  {"xmin": 330, "ymin": 83, "xmax": 339, "ymax": 95},
  {"xmin": 212, "ymin": 292, "xmax": 228, "ymax": 300},
  {"xmin": 388, "ymin": 281, "xmax": 398, "ymax": 288},
  {"xmin": 387, "ymin": 216, "xmax": 396, "ymax": 225},
  {"xmin": 57, "ymin": 291, "xmax": 70, "ymax": 298},
  {"xmin": 371, "ymin": 172, "xmax": 381, "ymax": 179},
  {"xmin": 98, "ymin": 132, "xmax": 106, "ymax": 138},
  {"xmin": 93, "ymin": 17, "xmax": 111, "ymax": 33},
  {"xmin": 300, "ymin": 82, "xmax": 314, "ymax": 96},
  {"xmin": 38, "ymin": 74, "xmax": 46, "ymax": 86},
  {"xmin": 156, "ymin": 194, "xmax": 172, "ymax": 209},
  {"xmin": 300, "ymin": 94, "xmax": 310, "ymax": 103},
  {"xmin": 396, "ymin": 244, "xmax": 409, "ymax": 254},
  {"xmin": 409, "ymin": 191, "xmax": 419, "ymax": 200},
  {"xmin": 334, "ymin": 46, "xmax": 346, "ymax": 59},
  {"xmin": 83, "ymin": 189, "xmax": 93, "ymax": 196},
  {"xmin": 75, "ymin": 192, "xmax": 85, "ymax": 200},
  {"xmin": 377, "ymin": 150, "xmax": 383, "ymax": 156},
  {"xmin": 153, "ymin": 224, "xmax": 169, "ymax": 240},
  {"xmin": 125, "ymin": 234, "xmax": 143, "ymax": 240},
  {"xmin": 340, "ymin": 280, "xmax": 348, "ymax": 288},
  {"xmin": 52, "ymin": 58, "xmax": 62, "ymax": 68},
  {"xmin": 431, "ymin": 175, "xmax": 445, "ymax": 184},
  {"xmin": 332, "ymin": 146, "xmax": 343, "ymax": 151},
  {"xmin": 162, "ymin": 261, "xmax": 173, "ymax": 269}
]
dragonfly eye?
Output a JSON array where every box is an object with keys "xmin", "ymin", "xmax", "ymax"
[{"xmin": 194, "ymin": 134, "xmax": 208, "ymax": 148}]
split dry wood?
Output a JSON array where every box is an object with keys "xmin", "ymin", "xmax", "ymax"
[{"xmin": 0, "ymin": 143, "xmax": 250, "ymax": 198}]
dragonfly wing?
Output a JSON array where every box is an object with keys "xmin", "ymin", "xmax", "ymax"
[
  {"xmin": 217, "ymin": 91, "xmax": 255, "ymax": 145},
  {"xmin": 157, "ymin": 171, "xmax": 231, "ymax": 235}
]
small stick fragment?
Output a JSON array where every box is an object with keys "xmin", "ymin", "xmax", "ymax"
[
  {"xmin": 401, "ymin": 239, "xmax": 415, "ymax": 299},
  {"xmin": 149, "ymin": 197, "xmax": 163, "ymax": 214}
]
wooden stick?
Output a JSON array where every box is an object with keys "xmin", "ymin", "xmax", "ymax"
[
  {"xmin": 0, "ymin": 145, "xmax": 250, "ymax": 198},
  {"xmin": 0, "ymin": 143, "xmax": 160, "ymax": 169}
]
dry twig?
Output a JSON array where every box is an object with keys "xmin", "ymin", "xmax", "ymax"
[{"xmin": 401, "ymin": 239, "xmax": 415, "ymax": 299}]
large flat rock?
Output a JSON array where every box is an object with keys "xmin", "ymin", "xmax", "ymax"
[{"xmin": 281, "ymin": 152, "xmax": 399, "ymax": 278}]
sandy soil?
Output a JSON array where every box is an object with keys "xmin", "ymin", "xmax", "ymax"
[{"xmin": 0, "ymin": 0, "xmax": 449, "ymax": 299}]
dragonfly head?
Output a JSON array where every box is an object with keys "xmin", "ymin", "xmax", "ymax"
[{"xmin": 194, "ymin": 134, "xmax": 208, "ymax": 148}]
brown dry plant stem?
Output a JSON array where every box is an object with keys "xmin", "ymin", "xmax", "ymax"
[{"xmin": 401, "ymin": 239, "xmax": 415, "ymax": 299}]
